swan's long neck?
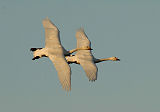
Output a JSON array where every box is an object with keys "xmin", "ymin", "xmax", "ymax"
[{"xmin": 94, "ymin": 57, "xmax": 116, "ymax": 63}]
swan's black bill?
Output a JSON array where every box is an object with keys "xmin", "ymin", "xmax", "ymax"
[{"xmin": 117, "ymin": 59, "xmax": 120, "ymax": 61}]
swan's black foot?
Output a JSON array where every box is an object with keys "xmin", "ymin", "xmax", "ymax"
[
  {"xmin": 42, "ymin": 55, "xmax": 48, "ymax": 57},
  {"xmin": 32, "ymin": 56, "xmax": 40, "ymax": 60},
  {"xmin": 30, "ymin": 48, "xmax": 42, "ymax": 51}
]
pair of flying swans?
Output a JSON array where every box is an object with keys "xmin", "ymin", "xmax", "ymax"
[{"xmin": 30, "ymin": 17, "xmax": 120, "ymax": 91}]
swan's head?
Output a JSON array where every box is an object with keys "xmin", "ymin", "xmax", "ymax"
[
  {"xmin": 30, "ymin": 48, "xmax": 48, "ymax": 60},
  {"xmin": 109, "ymin": 57, "xmax": 120, "ymax": 61}
]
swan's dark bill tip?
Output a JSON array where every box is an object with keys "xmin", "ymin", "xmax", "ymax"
[{"xmin": 117, "ymin": 59, "xmax": 120, "ymax": 61}]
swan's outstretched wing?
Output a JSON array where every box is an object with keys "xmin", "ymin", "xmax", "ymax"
[
  {"xmin": 75, "ymin": 28, "xmax": 98, "ymax": 81},
  {"xmin": 43, "ymin": 17, "xmax": 71, "ymax": 91},
  {"xmin": 49, "ymin": 54, "xmax": 71, "ymax": 91},
  {"xmin": 75, "ymin": 28, "xmax": 91, "ymax": 48},
  {"xmin": 77, "ymin": 51, "xmax": 98, "ymax": 81},
  {"xmin": 42, "ymin": 17, "xmax": 68, "ymax": 53}
]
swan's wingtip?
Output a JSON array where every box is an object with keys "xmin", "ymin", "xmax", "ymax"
[
  {"xmin": 77, "ymin": 27, "xmax": 84, "ymax": 32},
  {"xmin": 45, "ymin": 16, "xmax": 49, "ymax": 19},
  {"xmin": 43, "ymin": 16, "xmax": 50, "ymax": 21}
]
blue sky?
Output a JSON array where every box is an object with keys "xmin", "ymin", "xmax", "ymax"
[{"xmin": 0, "ymin": 0, "xmax": 160, "ymax": 112}]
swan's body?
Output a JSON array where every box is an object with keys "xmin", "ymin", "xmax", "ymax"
[
  {"xmin": 66, "ymin": 55, "xmax": 120, "ymax": 64},
  {"xmin": 65, "ymin": 29, "xmax": 120, "ymax": 81}
]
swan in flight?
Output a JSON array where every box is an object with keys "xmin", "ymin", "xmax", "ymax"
[
  {"xmin": 66, "ymin": 28, "xmax": 120, "ymax": 81},
  {"xmin": 30, "ymin": 17, "xmax": 91, "ymax": 91}
]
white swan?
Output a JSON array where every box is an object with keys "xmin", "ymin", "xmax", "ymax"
[
  {"xmin": 66, "ymin": 28, "xmax": 120, "ymax": 81},
  {"xmin": 30, "ymin": 17, "xmax": 72, "ymax": 91}
]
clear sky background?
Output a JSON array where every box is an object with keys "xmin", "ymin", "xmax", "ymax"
[{"xmin": 0, "ymin": 0, "xmax": 160, "ymax": 112}]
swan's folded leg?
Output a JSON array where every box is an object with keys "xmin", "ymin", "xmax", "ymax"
[{"xmin": 68, "ymin": 47, "xmax": 93, "ymax": 54}]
